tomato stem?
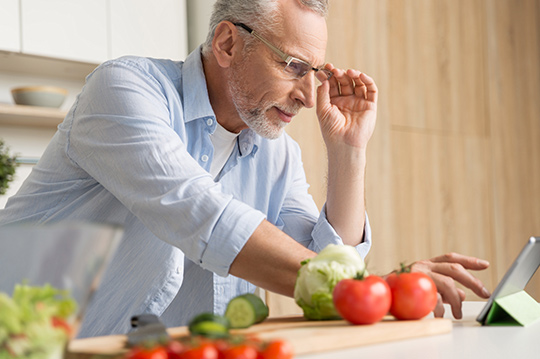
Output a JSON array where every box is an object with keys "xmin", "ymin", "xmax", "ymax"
[
  {"xmin": 353, "ymin": 269, "xmax": 367, "ymax": 280},
  {"xmin": 398, "ymin": 262, "xmax": 413, "ymax": 274}
]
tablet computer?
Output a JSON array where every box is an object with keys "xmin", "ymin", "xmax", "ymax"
[{"xmin": 476, "ymin": 236, "xmax": 540, "ymax": 325}]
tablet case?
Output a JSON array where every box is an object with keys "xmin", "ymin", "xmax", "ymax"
[{"xmin": 485, "ymin": 290, "xmax": 540, "ymax": 326}]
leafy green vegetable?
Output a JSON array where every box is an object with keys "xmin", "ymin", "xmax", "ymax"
[
  {"xmin": 0, "ymin": 139, "xmax": 18, "ymax": 195},
  {"xmin": 294, "ymin": 244, "xmax": 367, "ymax": 320},
  {"xmin": 0, "ymin": 283, "xmax": 76, "ymax": 359}
]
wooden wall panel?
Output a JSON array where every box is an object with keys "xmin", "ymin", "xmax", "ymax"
[
  {"xmin": 381, "ymin": 131, "xmax": 494, "ymax": 289},
  {"xmin": 270, "ymin": 0, "xmax": 540, "ymax": 317},
  {"xmin": 484, "ymin": 0, "xmax": 540, "ymax": 299},
  {"xmin": 387, "ymin": 0, "xmax": 488, "ymax": 136},
  {"xmin": 366, "ymin": 0, "xmax": 497, "ymax": 299}
]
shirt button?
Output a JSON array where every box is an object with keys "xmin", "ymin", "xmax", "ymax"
[
  {"xmin": 206, "ymin": 118, "xmax": 213, "ymax": 126},
  {"xmin": 201, "ymin": 155, "xmax": 209, "ymax": 162}
]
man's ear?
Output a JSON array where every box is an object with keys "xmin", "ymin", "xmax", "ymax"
[{"xmin": 212, "ymin": 21, "xmax": 242, "ymax": 69}]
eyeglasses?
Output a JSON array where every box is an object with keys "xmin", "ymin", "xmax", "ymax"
[{"xmin": 234, "ymin": 22, "xmax": 333, "ymax": 82}]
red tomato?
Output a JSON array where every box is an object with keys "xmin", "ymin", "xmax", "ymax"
[
  {"xmin": 386, "ymin": 272, "xmax": 438, "ymax": 320},
  {"xmin": 213, "ymin": 339, "xmax": 230, "ymax": 359},
  {"xmin": 51, "ymin": 316, "xmax": 72, "ymax": 337},
  {"xmin": 332, "ymin": 275, "xmax": 391, "ymax": 325},
  {"xmin": 126, "ymin": 345, "xmax": 168, "ymax": 359},
  {"xmin": 165, "ymin": 340, "xmax": 185, "ymax": 359},
  {"xmin": 221, "ymin": 343, "xmax": 258, "ymax": 359},
  {"xmin": 258, "ymin": 339, "xmax": 294, "ymax": 359},
  {"xmin": 182, "ymin": 342, "xmax": 219, "ymax": 359}
]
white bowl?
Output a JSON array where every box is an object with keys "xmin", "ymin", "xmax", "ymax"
[{"xmin": 11, "ymin": 86, "xmax": 68, "ymax": 108}]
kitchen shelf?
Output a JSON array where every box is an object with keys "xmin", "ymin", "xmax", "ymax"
[
  {"xmin": 0, "ymin": 103, "xmax": 66, "ymax": 128},
  {"xmin": 0, "ymin": 51, "xmax": 98, "ymax": 81}
]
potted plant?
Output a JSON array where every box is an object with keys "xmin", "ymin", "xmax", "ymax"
[{"xmin": 0, "ymin": 139, "xmax": 18, "ymax": 195}]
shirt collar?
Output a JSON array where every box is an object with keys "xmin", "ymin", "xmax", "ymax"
[
  {"xmin": 182, "ymin": 46, "xmax": 216, "ymax": 123},
  {"xmin": 238, "ymin": 130, "xmax": 260, "ymax": 157},
  {"xmin": 181, "ymin": 46, "xmax": 262, "ymax": 157}
]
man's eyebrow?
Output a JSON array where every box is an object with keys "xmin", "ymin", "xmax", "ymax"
[
  {"xmin": 282, "ymin": 46, "xmax": 323, "ymax": 68},
  {"xmin": 292, "ymin": 49, "xmax": 325, "ymax": 69}
]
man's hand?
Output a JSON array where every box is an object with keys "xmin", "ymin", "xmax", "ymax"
[
  {"xmin": 315, "ymin": 65, "xmax": 378, "ymax": 246},
  {"xmin": 410, "ymin": 253, "xmax": 491, "ymax": 319},
  {"xmin": 316, "ymin": 64, "xmax": 377, "ymax": 151}
]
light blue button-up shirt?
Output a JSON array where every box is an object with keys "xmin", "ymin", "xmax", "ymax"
[{"xmin": 0, "ymin": 48, "xmax": 371, "ymax": 337}]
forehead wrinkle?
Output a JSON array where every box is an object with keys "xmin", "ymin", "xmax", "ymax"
[{"xmin": 270, "ymin": 30, "xmax": 326, "ymax": 68}]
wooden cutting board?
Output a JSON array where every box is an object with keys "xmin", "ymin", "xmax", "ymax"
[{"xmin": 67, "ymin": 316, "xmax": 452, "ymax": 358}]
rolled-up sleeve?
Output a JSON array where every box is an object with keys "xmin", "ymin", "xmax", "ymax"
[
  {"xmin": 311, "ymin": 205, "xmax": 372, "ymax": 259},
  {"xmin": 65, "ymin": 58, "xmax": 265, "ymax": 276}
]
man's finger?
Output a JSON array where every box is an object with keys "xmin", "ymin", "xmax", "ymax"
[
  {"xmin": 457, "ymin": 288, "xmax": 466, "ymax": 301},
  {"xmin": 316, "ymin": 79, "xmax": 332, "ymax": 120},
  {"xmin": 433, "ymin": 293, "xmax": 445, "ymax": 318},
  {"xmin": 359, "ymin": 72, "xmax": 378, "ymax": 103},
  {"xmin": 327, "ymin": 66, "xmax": 341, "ymax": 98},
  {"xmin": 430, "ymin": 252, "xmax": 490, "ymax": 270},
  {"xmin": 426, "ymin": 261, "xmax": 490, "ymax": 299},
  {"xmin": 335, "ymin": 70, "xmax": 354, "ymax": 96},
  {"xmin": 430, "ymin": 272, "xmax": 463, "ymax": 319},
  {"xmin": 348, "ymin": 70, "xmax": 367, "ymax": 98}
]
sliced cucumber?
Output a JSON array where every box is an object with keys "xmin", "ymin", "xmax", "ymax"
[
  {"xmin": 188, "ymin": 312, "xmax": 230, "ymax": 338},
  {"xmin": 225, "ymin": 293, "xmax": 269, "ymax": 329}
]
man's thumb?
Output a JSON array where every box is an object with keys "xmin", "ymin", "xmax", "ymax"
[{"xmin": 316, "ymin": 80, "xmax": 331, "ymax": 119}]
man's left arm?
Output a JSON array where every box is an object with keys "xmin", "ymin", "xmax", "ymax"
[
  {"xmin": 316, "ymin": 65, "xmax": 377, "ymax": 246},
  {"xmin": 315, "ymin": 66, "xmax": 491, "ymax": 319}
]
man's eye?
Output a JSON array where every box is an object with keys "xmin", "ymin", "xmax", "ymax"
[{"xmin": 285, "ymin": 61, "xmax": 309, "ymax": 77}]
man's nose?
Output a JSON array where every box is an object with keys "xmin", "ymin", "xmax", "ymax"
[{"xmin": 292, "ymin": 74, "xmax": 317, "ymax": 109}]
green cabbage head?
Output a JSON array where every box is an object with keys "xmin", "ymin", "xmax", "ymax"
[{"xmin": 294, "ymin": 244, "xmax": 367, "ymax": 320}]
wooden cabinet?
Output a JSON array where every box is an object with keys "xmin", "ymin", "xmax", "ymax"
[
  {"xmin": 0, "ymin": 0, "xmax": 21, "ymax": 52},
  {"xmin": 20, "ymin": 0, "xmax": 108, "ymax": 64},
  {"xmin": 110, "ymin": 0, "xmax": 188, "ymax": 60}
]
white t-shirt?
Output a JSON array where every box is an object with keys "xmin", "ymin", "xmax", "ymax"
[
  {"xmin": 209, "ymin": 121, "xmax": 240, "ymax": 179},
  {"xmin": 209, "ymin": 121, "xmax": 266, "ymax": 301}
]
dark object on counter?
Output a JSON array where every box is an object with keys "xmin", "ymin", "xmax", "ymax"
[{"xmin": 127, "ymin": 314, "xmax": 170, "ymax": 346}]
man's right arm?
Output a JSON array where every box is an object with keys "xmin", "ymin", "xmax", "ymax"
[{"xmin": 229, "ymin": 219, "xmax": 316, "ymax": 297}]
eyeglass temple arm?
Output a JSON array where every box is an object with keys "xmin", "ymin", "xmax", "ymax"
[
  {"xmin": 233, "ymin": 22, "xmax": 293, "ymax": 65},
  {"xmin": 234, "ymin": 22, "xmax": 328, "ymax": 75}
]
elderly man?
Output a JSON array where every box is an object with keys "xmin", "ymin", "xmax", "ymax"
[{"xmin": 0, "ymin": 0, "xmax": 489, "ymax": 337}]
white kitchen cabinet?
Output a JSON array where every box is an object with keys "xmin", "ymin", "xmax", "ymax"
[
  {"xmin": 20, "ymin": 0, "xmax": 108, "ymax": 64},
  {"xmin": 110, "ymin": 0, "xmax": 188, "ymax": 60},
  {"xmin": 0, "ymin": 0, "xmax": 21, "ymax": 52}
]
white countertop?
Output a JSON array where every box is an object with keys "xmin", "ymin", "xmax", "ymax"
[{"xmin": 297, "ymin": 301, "xmax": 540, "ymax": 359}]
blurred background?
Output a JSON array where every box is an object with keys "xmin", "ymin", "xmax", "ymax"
[
  {"xmin": 283, "ymin": 0, "xmax": 540, "ymax": 314},
  {"xmin": 1, "ymin": 0, "xmax": 539, "ymax": 315}
]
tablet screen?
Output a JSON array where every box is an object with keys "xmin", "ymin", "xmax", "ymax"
[{"xmin": 476, "ymin": 236, "xmax": 540, "ymax": 325}]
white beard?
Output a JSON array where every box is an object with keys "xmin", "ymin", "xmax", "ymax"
[{"xmin": 228, "ymin": 66, "xmax": 293, "ymax": 140}]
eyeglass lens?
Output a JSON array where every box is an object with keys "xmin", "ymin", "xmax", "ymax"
[
  {"xmin": 285, "ymin": 60, "xmax": 333, "ymax": 82},
  {"xmin": 284, "ymin": 61, "xmax": 310, "ymax": 77}
]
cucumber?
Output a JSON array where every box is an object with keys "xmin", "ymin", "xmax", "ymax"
[
  {"xmin": 225, "ymin": 293, "xmax": 269, "ymax": 329},
  {"xmin": 188, "ymin": 313, "xmax": 230, "ymax": 338}
]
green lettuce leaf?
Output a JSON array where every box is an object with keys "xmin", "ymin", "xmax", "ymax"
[
  {"xmin": 0, "ymin": 283, "xmax": 76, "ymax": 359},
  {"xmin": 294, "ymin": 244, "xmax": 367, "ymax": 320}
]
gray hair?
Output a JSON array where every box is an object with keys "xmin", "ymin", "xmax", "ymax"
[{"xmin": 201, "ymin": 0, "xmax": 329, "ymax": 57}]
